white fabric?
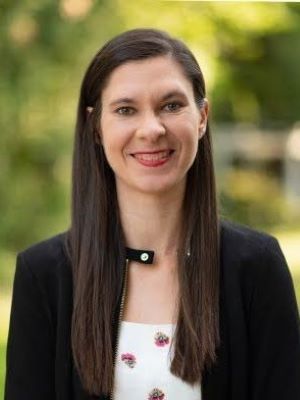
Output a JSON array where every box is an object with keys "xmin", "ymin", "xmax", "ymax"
[{"xmin": 113, "ymin": 321, "xmax": 202, "ymax": 399}]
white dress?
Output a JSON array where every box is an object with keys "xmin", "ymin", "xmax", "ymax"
[{"xmin": 113, "ymin": 321, "xmax": 202, "ymax": 399}]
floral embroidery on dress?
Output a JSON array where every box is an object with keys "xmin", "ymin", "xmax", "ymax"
[
  {"xmin": 121, "ymin": 352, "xmax": 136, "ymax": 368},
  {"xmin": 154, "ymin": 331, "xmax": 169, "ymax": 347},
  {"xmin": 148, "ymin": 387, "xmax": 165, "ymax": 399}
]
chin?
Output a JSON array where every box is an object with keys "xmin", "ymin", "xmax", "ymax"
[
  {"xmin": 131, "ymin": 177, "xmax": 184, "ymax": 196},
  {"xmin": 116, "ymin": 172, "xmax": 186, "ymax": 197}
]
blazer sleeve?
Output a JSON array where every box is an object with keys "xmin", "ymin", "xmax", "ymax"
[
  {"xmin": 5, "ymin": 252, "xmax": 55, "ymax": 399},
  {"xmin": 249, "ymin": 236, "xmax": 300, "ymax": 399}
]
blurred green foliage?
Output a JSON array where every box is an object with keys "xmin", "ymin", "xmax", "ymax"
[
  {"xmin": 219, "ymin": 169, "xmax": 289, "ymax": 229},
  {"xmin": 0, "ymin": 342, "xmax": 6, "ymax": 399}
]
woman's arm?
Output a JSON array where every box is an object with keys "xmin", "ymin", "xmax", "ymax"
[
  {"xmin": 249, "ymin": 236, "xmax": 300, "ymax": 399},
  {"xmin": 5, "ymin": 252, "xmax": 55, "ymax": 400}
]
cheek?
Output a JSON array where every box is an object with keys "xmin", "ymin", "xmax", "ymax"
[
  {"xmin": 100, "ymin": 119, "xmax": 132, "ymax": 168},
  {"xmin": 167, "ymin": 116, "xmax": 199, "ymax": 146},
  {"xmin": 167, "ymin": 117, "xmax": 199, "ymax": 168}
]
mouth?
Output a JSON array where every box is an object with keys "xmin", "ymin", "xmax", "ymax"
[
  {"xmin": 130, "ymin": 149, "xmax": 175, "ymax": 167},
  {"xmin": 130, "ymin": 149, "xmax": 174, "ymax": 161}
]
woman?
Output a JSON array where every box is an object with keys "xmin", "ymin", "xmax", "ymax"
[{"xmin": 5, "ymin": 28, "xmax": 300, "ymax": 400}]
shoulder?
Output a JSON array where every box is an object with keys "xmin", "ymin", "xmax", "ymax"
[
  {"xmin": 219, "ymin": 219, "xmax": 297, "ymax": 318},
  {"xmin": 219, "ymin": 218, "xmax": 289, "ymax": 284},
  {"xmin": 219, "ymin": 218, "xmax": 291, "ymax": 298},
  {"xmin": 11, "ymin": 232, "xmax": 72, "ymax": 324},
  {"xmin": 16, "ymin": 231, "xmax": 71, "ymax": 286},
  {"xmin": 18, "ymin": 231, "xmax": 68, "ymax": 262},
  {"xmin": 220, "ymin": 218, "xmax": 276, "ymax": 249},
  {"xmin": 219, "ymin": 217, "xmax": 281, "ymax": 262}
]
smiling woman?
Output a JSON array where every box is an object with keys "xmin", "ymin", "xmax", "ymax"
[
  {"xmin": 99, "ymin": 56, "xmax": 207, "ymax": 195},
  {"xmin": 4, "ymin": 28, "xmax": 300, "ymax": 400}
]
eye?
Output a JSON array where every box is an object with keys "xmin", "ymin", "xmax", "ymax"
[
  {"xmin": 163, "ymin": 102, "xmax": 183, "ymax": 112},
  {"xmin": 115, "ymin": 106, "xmax": 135, "ymax": 115}
]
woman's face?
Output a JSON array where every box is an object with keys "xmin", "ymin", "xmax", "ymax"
[{"xmin": 99, "ymin": 55, "xmax": 208, "ymax": 196}]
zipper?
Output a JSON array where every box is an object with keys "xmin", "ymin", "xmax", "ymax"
[{"xmin": 110, "ymin": 258, "xmax": 129, "ymax": 400}]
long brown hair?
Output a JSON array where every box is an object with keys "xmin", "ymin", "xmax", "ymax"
[{"xmin": 65, "ymin": 28, "xmax": 220, "ymax": 396}]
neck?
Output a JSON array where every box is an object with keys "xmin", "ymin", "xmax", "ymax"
[{"xmin": 117, "ymin": 184, "xmax": 185, "ymax": 263}]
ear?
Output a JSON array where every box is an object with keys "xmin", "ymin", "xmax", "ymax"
[
  {"xmin": 198, "ymin": 98, "xmax": 209, "ymax": 140},
  {"xmin": 94, "ymin": 122, "xmax": 102, "ymax": 146},
  {"xmin": 95, "ymin": 130, "xmax": 102, "ymax": 146},
  {"xmin": 86, "ymin": 106, "xmax": 102, "ymax": 146}
]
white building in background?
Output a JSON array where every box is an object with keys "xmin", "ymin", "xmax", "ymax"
[
  {"xmin": 211, "ymin": 122, "xmax": 300, "ymax": 207},
  {"xmin": 284, "ymin": 123, "xmax": 300, "ymax": 202}
]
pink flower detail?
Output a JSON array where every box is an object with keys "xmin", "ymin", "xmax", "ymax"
[
  {"xmin": 121, "ymin": 352, "xmax": 136, "ymax": 368},
  {"xmin": 148, "ymin": 387, "xmax": 165, "ymax": 400},
  {"xmin": 154, "ymin": 331, "xmax": 170, "ymax": 347}
]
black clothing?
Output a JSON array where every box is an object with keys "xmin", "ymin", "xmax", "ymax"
[{"xmin": 5, "ymin": 219, "xmax": 300, "ymax": 399}]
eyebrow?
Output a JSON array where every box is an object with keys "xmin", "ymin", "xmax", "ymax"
[
  {"xmin": 161, "ymin": 90, "xmax": 188, "ymax": 102},
  {"xmin": 108, "ymin": 90, "xmax": 188, "ymax": 107}
]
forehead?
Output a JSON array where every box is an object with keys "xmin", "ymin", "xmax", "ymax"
[{"xmin": 101, "ymin": 56, "xmax": 194, "ymax": 101}]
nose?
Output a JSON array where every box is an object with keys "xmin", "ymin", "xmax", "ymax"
[{"xmin": 135, "ymin": 111, "xmax": 166, "ymax": 141}]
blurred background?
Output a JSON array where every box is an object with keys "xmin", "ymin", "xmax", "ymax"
[{"xmin": 1, "ymin": 0, "xmax": 300, "ymax": 395}]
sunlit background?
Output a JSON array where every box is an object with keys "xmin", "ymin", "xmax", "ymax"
[{"xmin": 1, "ymin": 1, "xmax": 300, "ymax": 395}]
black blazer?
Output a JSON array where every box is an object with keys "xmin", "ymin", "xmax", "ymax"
[{"xmin": 4, "ymin": 219, "xmax": 300, "ymax": 400}]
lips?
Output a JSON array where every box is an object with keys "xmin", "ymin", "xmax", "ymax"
[
  {"xmin": 130, "ymin": 149, "xmax": 174, "ymax": 167},
  {"xmin": 132, "ymin": 150, "xmax": 173, "ymax": 161}
]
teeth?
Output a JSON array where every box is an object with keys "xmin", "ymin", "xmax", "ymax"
[{"xmin": 134, "ymin": 151, "xmax": 171, "ymax": 161}]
